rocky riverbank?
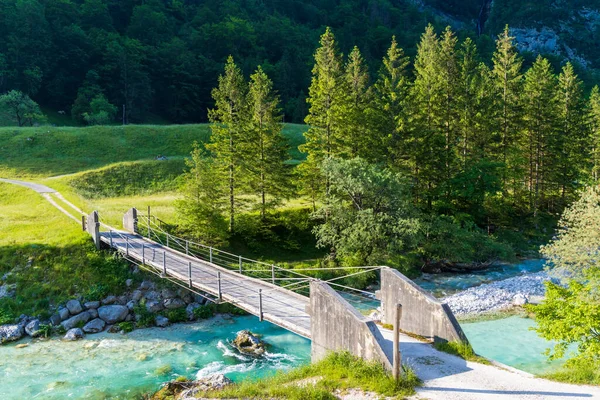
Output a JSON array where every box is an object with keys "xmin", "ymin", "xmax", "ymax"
[
  {"xmin": 0, "ymin": 279, "xmax": 218, "ymax": 345},
  {"xmin": 443, "ymin": 271, "xmax": 551, "ymax": 316}
]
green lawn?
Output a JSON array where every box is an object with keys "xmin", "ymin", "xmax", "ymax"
[{"xmin": 0, "ymin": 123, "xmax": 307, "ymax": 178}]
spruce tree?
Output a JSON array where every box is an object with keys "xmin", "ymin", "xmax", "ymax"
[
  {"xmin": 491, "ymin": 26, "xmax": 523, "ymax": 193},
  {"xmin": 340, "ymin": 46, "xmax": 372, "ymax": 159},
  {"xmin": 553, "ymin": 63, "xmax": 588, "ymax": 207},
  {"xmin": 373, "ymin": 36, "xmax": 410, "ymax": 167},
  {"xmin": 522, "ymin": 55, "xmax": 557, "ymax": 218},
  {"xmin": 245, "ymin": 66, "xmax": 291, "ymax": 220},
  {"xmin": 207, "ymin": 56, "xmax": 248, "ymax": 234},
  {"xmin": 589, "ymin": 86, "xmax": 600, "ymax": 181},
  {"xmin": 300, "ymin": 27, "xmax": 345, "ymax": 199},
  {"xmin": 410, "ymin": 24, "xmax": 443, "ymax": 208}
]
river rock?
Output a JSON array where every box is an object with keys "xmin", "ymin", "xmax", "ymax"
[
  {"xmin": 161, "ymin": 288, "xmax": 176, "ymax": 299},
  {"xmin": 232, "ymin": 330, "xmax": 265, "ymax": 356},
  {"xmin": 50, "ymin": 313, "xmax": 62, "ymax": 326},
  {"xmin": 83, "ymin": 318, "xmax": 106, "ymax": 333},
  {"xmin": 186, "ymin": 303, "xmax": 201, "ymax": 320},
  {"xmin": 145, "ymin": 291, "xmax": 161, "ymax": 301},
  {"xmin": 178, "ymin": 289, "xmax": 194, "ymax": 304},
  {"xmin": 66, "ymin": 299, "xmax": 83, "ymax": 315},
  {"xmin": 181, "ymin": 375, "xmax": 233, "ymax": 398},
  {"xmin": 63, "ymin": 328, "xmax": 84, "ymax": 341},
  {"xmin": 84, "ymin": 301, "xmax": 100, "ymax": 310},
  {"xmin": 139, "ymin": 280, "xmax": 155, "ymax": 291},
  {"xmin": 0, "ymin": 324, "xmax": 24, "ymax": 344},
  {"xmin": 126, "ymin": 300, "xmax": 136, "ymax": 311},
  {"xmin": 61, "ymin": 312, "xmax": 91, "ymax": 330},
  {"xmin": 0, "ymin": 284, "xmax": 15, "ymax": 299},
  {"xmin": 117, "ymin": 295, "xmax": 128, "ymax": 305},
  {"xmin": 98, "ymin": 305, "xmax": 128, "ymax": 324},
  {"xmin": 155, "ymin": 315, "xmax": 170, "ymax": 327},
  {"xmin": 25, "ymin": 319, "xmax": 42, "ymax": 337},
  {"xmin": 131, "ymin": 290, "xmax": 143, "ymax": 302},
  {"xmin": 89, "ymin": 309, "xmax": 99, "ymax": 319},
  {"xmin": 164, "ymin": 298, "xmax": 186, "ymax": 309},
  {"xmin": 102, "ymin": 295, "xmax": 117, "ymax": 305},
  {"xmin": 512, "ymin": 294, "xmax": 529, "ymax": 306},
  {"xmin": 126, "ymin": 279, "xmax": 133, "ymax": 287},
  {"xmin": 58, "ymin": 307, "xmax": 70, "ymax": 321},
  {"xmin": 146, "ymin": 300, "xmax": 163, "ymax": 313}
]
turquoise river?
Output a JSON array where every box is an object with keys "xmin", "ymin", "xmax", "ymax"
[{"xmin": 0, "ymin": 260, "xmax": 565, "ymax": 399}]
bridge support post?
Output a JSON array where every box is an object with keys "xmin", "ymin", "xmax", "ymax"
[
  {"xmin": 123, "ymin": 208, "xmax": 138, "ymax": 234},
  {"xmin": 259, "ymin": 289, "xmax": 263, "ymax": 322},
  {"xmin": 86, "ymin": 211, "xmax": 101, "ymax": 249},
  {"xmin": 217, "ymin": 272, "xmax": 222, "ymax": 300},
  {"xmin": 393, "ymin": 304, "xmax": 403, "ymax": 380},
  {"xmin": 188, "ymin": 261, "xmax": 192, "ymax": 288}
]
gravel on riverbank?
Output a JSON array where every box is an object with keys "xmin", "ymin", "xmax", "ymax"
[{"xmin": 443, "ymin": 271, "xmax": 551, "ymax": 316}]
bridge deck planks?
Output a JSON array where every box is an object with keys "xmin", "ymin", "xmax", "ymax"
[{"xmin": 99, "ymin": 231, "xmax": 311, "ymax": 338}]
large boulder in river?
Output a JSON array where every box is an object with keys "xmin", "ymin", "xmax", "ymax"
[
  {"xmin": 0, "ymin": 324, "xmax": 24, "ymax": 344},
  {"xmin": 232, "ymin": 330, "xmax": 265, "ymax": 356},
  {"xmin": 83, "ymin": 318, "xmax": 106, "ymax": 334},
  {"xmin": 98, "ymin": 305, "xmax": 129, "ymax": 324},
  {"xmin": 61, "ymin": 311, "xmax": 91, "ymax": 330},
  {"xmin": 66, "ymin": 299, "xmax": 83, "ymax": 315},
  {"xmin": 155, "ymin": 315, "xmax": 170, "ymax": 327},
  {"xmin": 63, "ymin": 328, "xmax": 84, "ymax": 341}
]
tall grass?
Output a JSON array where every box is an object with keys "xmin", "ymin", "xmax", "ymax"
[{"xmin": 210, "ymin": 352, "xmax": 420, "ymax": 399}]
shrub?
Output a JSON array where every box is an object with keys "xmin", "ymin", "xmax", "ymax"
[
  {"xmin": 118, "ymin": 322, "xmax": 135, "ymax": 333},
  {"xmin": 134, "ymin": 304, "xmax": 155, "ymax": 328},
  {"xmin": 193, "ymin": 304, "xmax": 216, "ymax": 320},
  {"xmin": 163, "ymin": 308, "xmax": 187, "ymax": 323}
]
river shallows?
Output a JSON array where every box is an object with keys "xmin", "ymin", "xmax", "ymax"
[{"xmin": 0, "ymin": 315, "xmax": 310, "ymax": 399}]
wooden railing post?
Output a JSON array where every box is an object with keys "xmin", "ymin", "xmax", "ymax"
[
  {"xmin": 81, "ymin": 215, "xmax": 86, "ymax": 231},
  {"xmin": 126, "ymin": 236, "xmax": 129, "ymax": 256},
  {"xmin": 162, "ymin": 252, "xmax": 167, "ymax": 276},
  {"xmin": 109, "ymin": 230, "xmax": 113, "ymax": 248},
  {"xmin": 166, "ymin": 233, "xmax": 169, "ymax": 248},
  {"xmin": 259, "ymin": 289, "xmax": 263, "ymax": 322},
  {"xmin": 239, "ymin": 255, "xmax": 243, "ymax": 274},
  {"xmin": 209, "ymin": 247, "xmax": 213, "ymax": 263},
  {"xmin": 393, "ymin": 304, "xmax": 403, "ymax": 380},
  {"xmin": 271, "ymin": 264, "xmax": 275, "ymax": 284},
  {"xmin": 142, "ymin": 244, "xmax": 145, "ymax": 264},
  {"xmin": 188, "ymin": 261, "xmax": 193, "ymax": 288},
  {"xmin": 185, "ymin": 240, "xmax": 189, "ymax": 255}
]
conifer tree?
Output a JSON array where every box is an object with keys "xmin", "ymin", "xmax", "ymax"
[
  {"xmin": 373, "ymin": 36, "xmax": 410, "ymax": 167},
  {"xmin": 522, "ymin": 56, "xmax": 557, "ymax": 218},
  {"xmin": 589, "ymin": 86, "xmax": 600, "ymax": 181},
  {"xmin": 491, "ymin": 26, "xmax": 523, "ymax": 192},
  {"xmin": 553, "ymin": 63, "xmax": 588, "ymax": 206},
  {"xmin": 300, "ymin": 27, "xmax": 345, "ymax": 199},
  {"xmin": 340, "ymin": 46, "xmax": 372, "ymax": 159},
  {"xmin": 438, "ymin": 27, "xmax": 460, "ymax": 200},
  {"xmin": 410, "ymin": 24, "xmax": 443, "ymax": 208},
  {"xmin": 207, "ymin": 56, "xmax": 248, "ymax": 234},
  {"xmin": 245, "ymin": 66, "xmax": 291, "ymax": 220}
]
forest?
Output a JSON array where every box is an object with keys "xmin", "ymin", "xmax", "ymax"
[
  {"xmin": 2, "ymin": 0, "xmax": 600, "ymax": 126},
  {"xmin": 172, "ymin": 24, "xmax": 600, "ymax": 274}
]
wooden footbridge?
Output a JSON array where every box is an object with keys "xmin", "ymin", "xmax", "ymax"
[{"xmin": 0, "ymin": 178, "xmax": 467, "ymax": 377}]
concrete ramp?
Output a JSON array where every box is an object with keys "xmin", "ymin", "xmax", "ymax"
[{"xmin": 308, "ymin": 281, "xmax": 393, "ymax": 371}]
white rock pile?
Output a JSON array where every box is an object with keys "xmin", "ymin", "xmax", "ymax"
[{"xmin": 443, "ymin": 271, "xmax": 551, "ymax": 316}]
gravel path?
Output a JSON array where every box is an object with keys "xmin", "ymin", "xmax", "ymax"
[{"xmin": 443, "ymin": 271, "xmax": 550, "ymax": 316}]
